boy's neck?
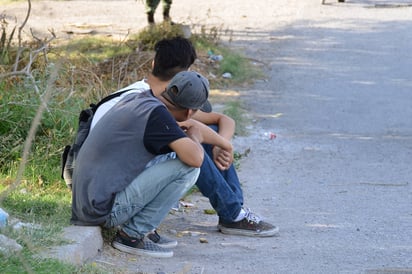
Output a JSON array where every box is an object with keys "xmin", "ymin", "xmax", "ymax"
[{"xmin": 146, "ymin": 74, "xmax": 168, "ymax": 97}]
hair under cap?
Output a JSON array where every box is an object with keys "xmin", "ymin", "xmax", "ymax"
[{"xmin": 162, "ymin": 71, "xmax": 212, "ymax": 112}]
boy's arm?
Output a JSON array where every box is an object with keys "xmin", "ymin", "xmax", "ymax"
[
  {"xmin": 178, "ymin": 119, "xmax": 234, "ymax": 170},
  {"xmin": 169, "ymin": 136, "xmax": 204, "ymax": 168},
  {"xmin": 191, "ymin": 111, "xmax": 235, "ymax": 141},
  {"xmin": 169, "ymin": 120, "xmax": 207, "ymax": 168},
  {"xmin": 178, "ymin": 119, "xmax": 233, "ymax": 152},
  {"xmin": 191, "ymin": 111, "xmax": 236, "ymax": 170}
]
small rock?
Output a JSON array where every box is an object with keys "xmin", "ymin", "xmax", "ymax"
[
  {"xmin": 209, "ymin": 55, "xmax": 223, "ymax": 62},
  {"xmin": 199, "ymin": 237, "xmax": 208, "ymax": 243},
  {"xmin": 0, "ymin": 234, "xmax": 23, "ymax": 254},
  {"xmin": 12, "ymin": 221, "xmax": 41, "ymax": 230}
]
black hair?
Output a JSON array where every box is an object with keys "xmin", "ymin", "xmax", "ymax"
[{"xmin": 152, "ymin": 37, "xmax": 197, "ymax": 81}]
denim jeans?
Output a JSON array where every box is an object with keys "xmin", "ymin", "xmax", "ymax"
[
  {"xmin": 105, "ymin": 158, "xmax": 199, "ymax": 239},
  {"xmin": 196, "ymin": 125, "xmax": 244, "ymax": 223}
]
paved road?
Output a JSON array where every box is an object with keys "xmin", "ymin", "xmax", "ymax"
[{"xmin": 235, "ymin": 1, "xmax": 412, "ymax": 273}]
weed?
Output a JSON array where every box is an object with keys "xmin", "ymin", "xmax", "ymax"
[
  {"xmin": 58, "ymin": 37, "xmax": 132, "ymax": 63},
  {"xmin": 223, "ymin": 100, "xmax": 250, "ymax": 136},
  {"xmin": 0, "ymin": 250, "xmax": 106, "ymax": 273},
  {"xmin": 0, "ymin": 17, "xmax": 16, "ymax": 65},
  {"xmin": 134, "ymin": 22, "xmax": 186, "ymax": 50}
]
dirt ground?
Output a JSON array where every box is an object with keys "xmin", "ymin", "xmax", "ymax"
[{"xmin": 2, "ymin": 0, "xmax": 412, "ymax": 273}]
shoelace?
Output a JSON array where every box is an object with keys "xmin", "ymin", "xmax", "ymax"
[{"xmin": 243, "ymin": 208, "xmax": 262, "ymax": 223}]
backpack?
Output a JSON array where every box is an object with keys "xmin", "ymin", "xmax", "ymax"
[{"xmin": 61, "ymin": 89, "xmax": 134, "ymax": 189}]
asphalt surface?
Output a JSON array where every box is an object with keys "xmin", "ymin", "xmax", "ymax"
[
  {"xmin": 3, "ymin": 0, "xmax": 412, "ymax": 273},
  {"xmin": 234, "ymin": 1, "xmax": 412, "ymax": 273}
]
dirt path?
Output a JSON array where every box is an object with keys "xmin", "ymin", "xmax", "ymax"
[{"xmin": 3, "ymin": 0, "xmax": 412, "ymax": 273}]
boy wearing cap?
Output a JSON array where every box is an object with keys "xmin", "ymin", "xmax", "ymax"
[
  {"xmin": 89, "ymin": 37, "xmax": 279, "ymax": 249},
  {"xmin": 71, "ymin": 71, "xmax": 232, "ymax": 258}
]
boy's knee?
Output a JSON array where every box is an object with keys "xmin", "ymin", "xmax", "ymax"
[{"xmin": 181, "ymin": 166, "xmax": 200, "ymax": 187}]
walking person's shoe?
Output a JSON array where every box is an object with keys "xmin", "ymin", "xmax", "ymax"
[
  {"xmin": 217, "ymin": 208, "xmax": 279, "ymax": 237},
  {"xmin": 163, "ymin": 15, "xmax": 175, "ymax": 25},
  {"xmin": 147, "ymin": 230, "xmax": 178, "ymax": 248},
  {"xmin": 112, "ymin": 230, "xmax": 173, "ymax": 258},
  {"xmin": 163, "ymin": 10, "xmax": 176, "ymax": 25}
]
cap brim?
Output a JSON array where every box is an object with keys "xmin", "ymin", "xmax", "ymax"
[{"xmin": 200, "ymin": 100, "xmax": 212, "ymax": 113}]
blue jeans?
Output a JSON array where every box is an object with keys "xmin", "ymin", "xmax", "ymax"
[
  {"xmin": 196, "ymin": 125, "xmax": 244, "ymax": 223},
  {"xmin": 105, "ymin": 158, "xmax": 199, "ymax": 239}
]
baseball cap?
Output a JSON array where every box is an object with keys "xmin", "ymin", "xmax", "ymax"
[{"xmin": 161, "ymin": 71, "xmax": 212, "ymax": 112}]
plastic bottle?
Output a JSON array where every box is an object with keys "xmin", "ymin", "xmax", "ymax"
[{"xmin": 0, "ymin": 208, "xmax": 9, "ymax": 227}]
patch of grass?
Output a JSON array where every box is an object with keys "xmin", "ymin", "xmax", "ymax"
[
  {"xmin": 2, "ymin": 186, "xmax": 71, "ymax": 226},
  {"xmin": 0, "ymin": 184, "xmax": 99, "ymax": 273},
  {"xmin": 1, "ymin": 220, "xmax": 67, "ymax": 250},
  {"xmin": 218, "ymin": 48, "xmax": 264, "ymax": 84},
  {"xmin": 0, "ymin": 87, "xmax": 42, "ymax": 172},
  {"xmin": 0, "ymin": 17, "xmax": 16, "ymax": 65},
  {"xmin": 190, "ymin": 26, "xmax": 220, "ymax": 51},
  {"xmin": 223, "ymin": 100, "xmax": 250, "ymax": 136},
  {"xmin": 0, "ymin": 79, "xmax": 79, "ymax": 184},
  {"xmin": 56, "ymin": 37, "xmax": 132, "ymax": 63},
  {"xmin": 192, "ymin": 30, "xmax": 263, "ymax": 85},
  {"xmin": 0, "ymin": 178, "xmax": 71, "ymax": 259},
  {"xmin": 0, "ymin": 252, "xmax": 76, "ymax": 274},
  {"xmin": 0, "ymin": 250, "xmax": 106, "ymax": 273},
  {"xmin": 208, "ymin": 88, "xmax": 250, "ymax": 136},
  {"xmin": 133, "ymin": 22, "xmax": 186, "ymax": 50}
]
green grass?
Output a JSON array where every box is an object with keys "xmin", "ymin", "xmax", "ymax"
[
  {"xmin": 2, "ymin": 186, "xmax": 71, "ymax": 224},
  {"xmin": 133, "ymin": 21, "xmax": 187, "ymax": 50},
  {"xmin": 56, "ymin": 37, "xmax": 132, "ymax": 63},
  {"xmin": 0, "ymin": 252, "xmax": 76, "ymax": 274},
  {"xmin": 0, "ymin": 251, "xmax": 107, "ymax": 273},
  {"xmin": 223, "ymin": 100, "xmax": 250, "ymax": 136}
]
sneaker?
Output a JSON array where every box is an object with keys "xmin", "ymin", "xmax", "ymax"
[
  {"xmin": 112, "ymin": 231, "xmax": 173, "ymax": 258},
  {"xmin": 163, "ymin": 14, "xmax": 176, "ymax": 25},
  {"xmin": 217, "ymin": 208, "xmax": 279, "ymax": 237},
  {"xmin": 147, "ymin": 230, "xmax": 178, "ymax": 248}
]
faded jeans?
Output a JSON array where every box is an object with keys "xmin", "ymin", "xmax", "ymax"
[
  {"xmin": 105, "ymin": 158, "xmax": 199, "ymax": 239},
  {"xmin": 196, "ymin": 125, "xmax": 244, "ymax": 223}
]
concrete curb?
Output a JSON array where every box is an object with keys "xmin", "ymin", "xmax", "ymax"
[{"xmin": 41, "ymin": 226, "xmax": 103, "ymax": 265}]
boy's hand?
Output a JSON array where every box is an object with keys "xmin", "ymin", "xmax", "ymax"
[
  {"xmin": 178, "ymin": 120, "xmax": 204, "ymax": 144},
  {"xmin": 212, "ymin": 145, "xmax": 233, "ymax": 170}
]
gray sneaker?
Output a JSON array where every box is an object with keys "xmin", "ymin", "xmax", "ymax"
[
  {"xmin": 112, "ymin": 231, "xmax": 173, "ymax": 258},
  {"xmin": 218, "ymin": 208, "xmax": 279, "ymax": 237},
  {"xmin": 147, "ymin": 230, "xmax": 178, "ymax": 248}
]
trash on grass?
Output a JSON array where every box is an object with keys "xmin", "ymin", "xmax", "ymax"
[{"xmin": 222, "ymin": 72, "xmax": 232, "ymax": 79}]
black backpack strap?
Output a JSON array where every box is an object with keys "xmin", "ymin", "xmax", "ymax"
[{"xmin": 92, "ymin": 88, "xmax": 136, "ymax": 112}]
